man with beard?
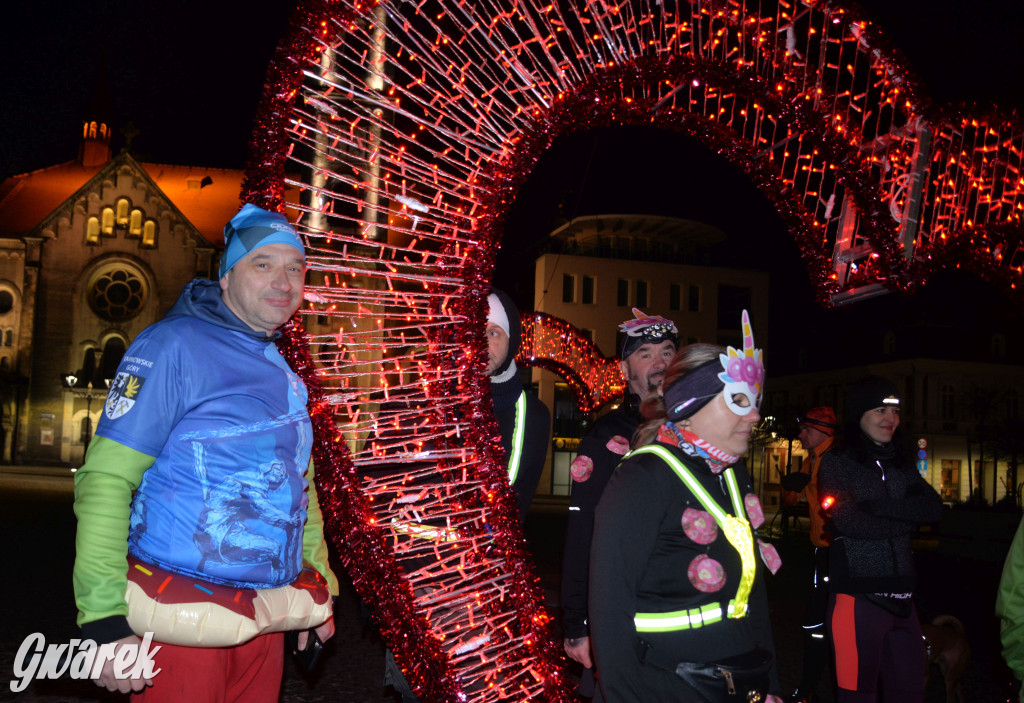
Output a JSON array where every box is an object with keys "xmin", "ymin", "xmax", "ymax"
[
  {"xmin": 560, "ymin": 309, "xmax": 678, "ymax": 695},
  {"xmin": 485, "ymin": 288, "xmax": 552, "ymax": 522}
]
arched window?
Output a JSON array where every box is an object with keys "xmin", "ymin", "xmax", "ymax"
[
  {"xmin": 142, "ymin": 221, "xmax": 157, "ymax": 248},
  {"xmin": 129, "ymin": 210, "xmax": 143, "ymax": 238},
  {"xmin": 86, "ymin": 217, "xmax": 100, "ymax": 244},
  {"xmin": 100, "ymin": 336, "xmax": 127, "ymax": 381},
  {"xmin": 101, "ymin": 207, "xmax": 115, "ymax": 236},
  {"xmin": 3, "ymin": 330, "xmax": 12, "ymax": 346},
  {"xmin": 116, "ymin": 198, "xmax": 130, "ymax": 226},
  {"xmin": 0, "ymin": 357, "xmax": 8, "ymax": 371},
  {"xmin": 88, "ymin": 121, "xmax": 98, "ymax": 139}
]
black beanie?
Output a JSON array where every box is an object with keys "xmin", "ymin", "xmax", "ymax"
[{"xmin": 846, "ymin": 375, "xmax": 900, "ymax": 422}]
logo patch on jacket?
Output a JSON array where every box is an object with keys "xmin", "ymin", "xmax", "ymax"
[{"xmin": 105, "ymin": 372, "xmax": 145, "ymax": 420}]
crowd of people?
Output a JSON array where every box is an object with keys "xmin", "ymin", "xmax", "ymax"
[{"xmin": 72, "ymin": 201, "xmax": 1015, "ymax": 703}]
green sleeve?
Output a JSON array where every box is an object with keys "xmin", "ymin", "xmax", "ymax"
[
  {"xmin": 302, "ymin": 460, "xmax": 340, "ymax": 596},
  {"xmin": 73, "ymin": 436, "xmax": 155, "ymax": 628},
  {"xmin": 997, "ymin": 516, "xmax": 1024, "ymax": 680}
]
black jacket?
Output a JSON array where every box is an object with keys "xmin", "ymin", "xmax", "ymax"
[
  {"xmin": 818, "ymin": 437, "xmax": 943, "ymax": 595},
  {"xmin": 561, "ymin": 395, "xmax": 642, "ymax": 639},
  {"xmin": 491, "ymin": 374, "xmax": 550, "ymax": 523}
]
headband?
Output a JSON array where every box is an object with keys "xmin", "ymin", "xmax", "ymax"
[{"xmin": 663, "ymin": 309, "xmax": 764, "ymax": 420}]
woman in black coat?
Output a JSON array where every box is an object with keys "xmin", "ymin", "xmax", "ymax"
[
  {"xmin": 589, "ymin": 314, "xmax": 780, "ymax": 702},
  {"xmin": 819, "ymin": 376, "xmax": 943, "ymax": 703}
]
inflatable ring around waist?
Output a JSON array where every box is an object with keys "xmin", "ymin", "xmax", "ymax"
[{"xmin": 125, "ymin": 555, "xmax": 333, "ymax": 647}]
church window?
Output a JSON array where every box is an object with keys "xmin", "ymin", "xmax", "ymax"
[
  {"xmin": 0, "ymin": 357, "xmax": 8, "ymax": 371},
  {"xmin": 141, "ymin": 221, "xmax": 157, "ymax": 248},
  {"xmin": 3, "ymin": 330, "xmax": 11, "ymax": 346},
  {"xmin": 100, "ymin": 336, "xmax": 127, "ymax": 380},
  {"xmin": 0, "ymin": 290, "xmax": 12, "ymax": 315},
  {"xmin": 86, "ymin": 217, "xmax": 100, "ymax": 244},
  {"xmin": 87, "ymin": 265, "xmax": 147, "ymax": 322},
  {"xmin": 88, "ymin": 121, "xmax": 98, "ymax": 139},
  {"xmin": 129, "ymin": 210, "xmax": 143, "ymax": 238},
  {"xmin": 116, "ymin": 198, "xmax": 130, "ymax": 226},
  {"xmin": 101, "ymin": 208, "xmax": 115, "ymax": 236}
]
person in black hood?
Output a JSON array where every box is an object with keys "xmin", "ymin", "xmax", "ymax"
[
  {"xmin": 819, "ymin": 375, "xmax": 943, "ymax": 703},
  {"xmin": 560, "ymin": 309, "xmax": 678, "ymax": 693},
  {"xmin": 485, "ymin": 288, "xmax": 551, "ymax": 523}
]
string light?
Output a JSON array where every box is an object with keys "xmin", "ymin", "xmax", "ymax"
[{"xmin": 238, "ymin": 1, "xmax": 1024, "ymax": 700}]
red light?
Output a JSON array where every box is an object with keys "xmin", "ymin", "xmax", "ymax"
[{"xmin": 821, "ymin": 495, "xmax": 836, "ymax": 510}]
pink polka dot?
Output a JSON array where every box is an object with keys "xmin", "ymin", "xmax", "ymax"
[
  {"xmin": 759, "ymin": 540, "xmax": 782, "ymax": 575},
  {"xmin": 682, "ymin": 508, "xmax": 718, "ymax": 544},
  {"xmin": 744, "ymin": 494, "xmax": 765, "ymax": 528},
  {"xmin": 687, "ymin": 555, "xmax": 726, "ymax": 592},
  {"xmin": 605, "ymin": 435, "xmax": 630, "ymax": 455},
  {"xmin": 571, "ymin": 455, "xmax": 593, "ymax": 482}
]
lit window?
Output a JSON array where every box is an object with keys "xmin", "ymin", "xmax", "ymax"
[
  {"xmin": 129, "ymin": 210, "xmax": 143, "ymax": 238},
  {"xmin": 86, "ymin": 217, "xmax": 100, "ymax": 244},
  {"xmin": 142, "ymin": 221, "xmax": 157, "ymax": 248},
  {"xmin": 116, "ymin": 198, "xmax": 130, "ymax": 226},
  {"xmin": 101, "ymin": 208, "xmax": 115, "ymax": 235}
]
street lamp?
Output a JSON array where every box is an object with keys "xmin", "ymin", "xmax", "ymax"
[{"xmin": 61, "ymin": 375, "xmax": 111, "ymax": 457}]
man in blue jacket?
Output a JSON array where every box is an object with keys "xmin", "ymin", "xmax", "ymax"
[{"xmin": 74, "ymin": 204, "xmax": 338, "ymax": 701}]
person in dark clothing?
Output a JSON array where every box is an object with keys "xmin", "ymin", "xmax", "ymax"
[
  {"xmin": 561, "ymin": 309, "xmax": 678, "ymax": 693},
  {"xmin": 589, "ymin": 311, "xmax": 781, "ymax": 703},
  {"xmin": 485, "ymin": 288, "xmax": 551, "ymax": 522},
  {"xmin": 780, "ymin": 406, "xmax": 837, "ymax": 703},
  {"xmin": 818, "ymin": 376, "xmax": 943, "ymax": 703}
]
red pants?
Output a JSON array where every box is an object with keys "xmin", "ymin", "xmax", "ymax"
[{"xmin": 131, "ymin": 632, "xmax": 284, "ymax": 703}]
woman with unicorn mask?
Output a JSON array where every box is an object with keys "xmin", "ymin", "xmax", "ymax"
[{"xmin": 589, "ymin": 311, "xmax": 782, "ymax": 703}]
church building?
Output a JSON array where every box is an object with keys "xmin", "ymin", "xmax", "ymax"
[{"xmin": 0, "ymin": 119, "xmax": 255, "ymax": 466}]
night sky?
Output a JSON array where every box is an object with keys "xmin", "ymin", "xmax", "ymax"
[{"xmin": 3, "ymin": 0, "xmax": 1023, "ymax": 369}]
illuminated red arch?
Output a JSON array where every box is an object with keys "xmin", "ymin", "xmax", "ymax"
[{"xmin": 244, "ymin": 1, "xmax": 1024, "ymax": 700}]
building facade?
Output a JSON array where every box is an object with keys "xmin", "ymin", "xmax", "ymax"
[{"xmin": 0, "ymin": 121, "xmax": 253, "ymax": 465}]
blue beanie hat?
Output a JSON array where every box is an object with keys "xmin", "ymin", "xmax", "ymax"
[{"xmin": 219, "ymin": 204, "xmax": 305, "ymax": 277}]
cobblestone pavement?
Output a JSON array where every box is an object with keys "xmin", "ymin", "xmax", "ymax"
[{"xmin": 1, "ymin": 472, "xmax": 1015, "ymax": 702}]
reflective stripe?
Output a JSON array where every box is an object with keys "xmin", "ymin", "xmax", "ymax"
[
  {"xmin": 635, "ymin": 601, "xmax": 729, "ymax": 632},
  {"xmin": 391, "ymin": 519, "xmax": 459, "ymax": 542},
  {"xmin": 628, "ymin": 444, "xmax": 758, "ymax": 625},
  {"xmin": 507, "ymin": 392, "xmax": 527, "ymax": 484}
]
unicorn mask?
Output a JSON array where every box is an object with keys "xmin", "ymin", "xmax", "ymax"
[
  {"xmin": 664, "ymin": 309, "xmax": 765, "ymax": 420},
  {"xmin": 718, "ymin": 310, "xmax": 764, "ymax": 416}
]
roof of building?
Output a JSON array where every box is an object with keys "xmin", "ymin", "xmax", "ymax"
[
  {"xmin": 0, "ymin": 157, "xmax": 247, "ymax": 246},
  {"xmin": 548, "ymin": 213, "xmax": 726, "ymax": 247}
]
